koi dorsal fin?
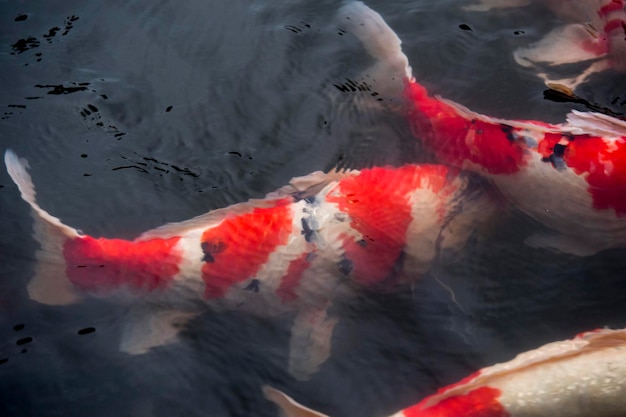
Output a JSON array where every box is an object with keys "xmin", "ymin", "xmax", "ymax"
[
  {"xmin": 265, "ymin": 170, "xmax": 348, "ymax": 200},
  {"xmin": 136, "ymin": 170, "xmax": 344, "ymax": 241},
  {"xmin": 136, "ymin": 199, "xmax": 280, "ymax": 241},
  {"xmin": 565, "ymin": 110, "xmax": 626, "ymax": 137}
]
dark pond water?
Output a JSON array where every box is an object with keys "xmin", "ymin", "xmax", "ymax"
[{"xmin": 1, "ymin": 1, "xmax": 625, "ymax": 416}]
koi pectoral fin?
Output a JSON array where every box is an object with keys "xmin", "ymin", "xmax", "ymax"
[
  {"xmin": 119, "ymin": 308, "xmax": 200, "ymax": 355},
  {"xmin": 262, "ymin": 386, "xmax": 331, "ymax": 417},
  {"xmin": 288, "ymin": 305, "xmax": 339, "ymax": 381}
]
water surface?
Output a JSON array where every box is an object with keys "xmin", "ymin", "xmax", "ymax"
[{"xmin": 1, "ymin": 1, "xmax": 625, "ymax": 416}]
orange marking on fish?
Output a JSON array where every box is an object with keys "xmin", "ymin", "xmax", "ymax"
[
  {"xmin": 405, "ymin": 81, "xmax": 528, "ymax": 175},
  {"xmin": 64, "ymin": 236, "xmax": 182, "ymax": 293},
  {"xmin": 200, "ymin": 199, "xmax": 293, "ymax": 299},
  {"xmin": 580, "ymin": 37, "xmax": 610, "ymax": 56},
  {"xmin": 538, "ymin": 133, "xmax": 626, "ymax": 213},
  {"xmin": 598, "ymin": 1, "xmax": 624, "ymax": 17},
  {"xmin": 564, "ymin": 136, "xmax": 626, "ymax": 214},
  {"xmin": 275, "ymin": 252, "xmax": 312, "ymax": 303},
  {"xmin": 537, "ymin": 133, "xmax": 564, "ymax": 160},
  {"xmin": 327, "ymin": 165, "xmax": 444, "ymax": 286},
  {"xmin": 403, "ymin": 387, "xmax": 509, "ymax": 417},
  {"xmin": 604, "ymin": 18, "xmax": 626, "ymax": 34}
]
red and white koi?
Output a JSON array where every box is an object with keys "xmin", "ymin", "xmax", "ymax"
[
  {"xmin": 4, "ymin": 150, "xmax": 493, "ymax": 378},
  {"xmin": 339, "ymin": 1, "xmax": 626, "ymax": 255},
  {"xmin": 263, "ymin": 327, "xmax": 626, "ymax": 417},
  {"xmin": 466, "ymin": 0, "xmax": 626, "ymax": 91}
]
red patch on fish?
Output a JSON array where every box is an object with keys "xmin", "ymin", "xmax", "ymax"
[
  {"xmin": 403, "ymin": 387, "xmax": 509, "ymax": 417},
  {"xmin": 404, "ymin": 80, "xmax": 527, "ymax": 175},
  {"xmin": 575, "ymin": 328, "xmax": 602, "ymax": 339},
  {"xmin": 539, "ymin": 134, "xmax": 626, "ymax": 215},
  {"xmin": 598, "ymin": 1, "xmax": 624, "ymax": 17},
  {"xmin": 64, "ymin": 236, "xmax": 182, "ymax": 293},
  {"xmin": 275, "ymin": 252, "xmax": 312, "ymax": 303},
  {"xmin": 604, "ymin": 18, "xmax": 626, "ymax": 34},
  {"xmin": 326, "ymin": 165, "xmax": 448, "ymax": 287},
  {"xmin": 201, "ymin": 200, "xmax": 293, "ymax": 298}
]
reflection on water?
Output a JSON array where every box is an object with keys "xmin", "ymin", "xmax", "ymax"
[{"xmin": 0, "ymin": 0, "xmax": 625, "ymax": 416}]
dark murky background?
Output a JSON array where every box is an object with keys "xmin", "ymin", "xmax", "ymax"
[{"xmin": 1, "ymin": 1, "xmax": 625, "ymax": 416}]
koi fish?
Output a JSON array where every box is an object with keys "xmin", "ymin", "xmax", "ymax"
[
  {"xmin": 263, "ymin": 327, "xmax": 626, "ymax": 417},
  {"xmin": 4, "ymin": 150, "xmax": 493, "ymax": 379},
  {"xmin": 465, "ymin": 0, "xmax": 626, "ymax": 91},
  {"xmin": 338, "ymin": 1, "xmax": 626, "ymax": 255}
]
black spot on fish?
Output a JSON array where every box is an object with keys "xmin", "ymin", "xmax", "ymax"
[
  {"xmin": 550, "ymin": 155, "xmax": 566, "ymax": 171},
  {"xmin": 500, "ymin": 124, "xmax": 515, "ymax": 142},
  {"xmin": 21, "ymin": 349, "xmax": 27, "ymax": 354},
  {"xmin": 301, "ymin": 217, "xmax": 315, "ymax": 242},
  {"xmin": 244, "ymin": 279, "xmax": 260, "ymax": 293},
  {"xmin": 201, "ymin": 240, "xmax": 227, "ymax": 263},
  {"xmin": 542, "ymin": 142, "xmax": 568, "ymax": 171},
  {"xmin": 0, "ymin": 358, "xmax": 7, "ymax": 365},
  {"xmin": 459, "ymin": 24, "xmax": 472, "ymax": 31},
  {"xmin": 77, "ymin": 327, "xmax": 96, "ymax": 335},
  {"xmin": 553, "ymin": 143, "xmax": 566, "ymax": 157},
  {"xmin": 357, "ymin": 239, "xmax": 367, "ymax": 248},
  {"xmin": 14, "ymin": 14, "xmax": 28, "ymax": 22},
  {"xmin": 13, "ymin": 324, "xmax": 24, "ymax": 331},
  {"xmin": 338, "ymin": 257, "xmax": 353, "ymax": 276}
]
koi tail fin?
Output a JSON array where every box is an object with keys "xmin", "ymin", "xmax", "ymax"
[
  {"xmin": 262, "ymin": 386, "xmax": 331, "ymax": 417},
  {"xmin": 4, "ymin": 150, "xmax": 82, "ymax": 305},
  {"xmin": 337, "ymin": 1, "xmax": 413, "ymax": 99}
]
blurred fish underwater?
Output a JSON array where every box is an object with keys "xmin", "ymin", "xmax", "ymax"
[
  {"xmin": 1, "ymin": 0, "xmax": 626, "ymax": 417},
  {"xmin": 466, "ymin": 0, "xmax": 626, "ymax": 92}
]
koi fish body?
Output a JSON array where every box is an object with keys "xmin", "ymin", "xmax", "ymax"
[
  {"xmin": 340, "ymin": 1, "xmax": 626, "ymax": 255},
  {"xmin": 466, "ymin": 0, "xmax": 626, "ymax": 90},
  {"xmin": 4, "ymin": 150, "xmax": 492, "ymax": 378},
  {"xmin": 264, "ymin": 328, "xmax": 626, "ymax": 417}
]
